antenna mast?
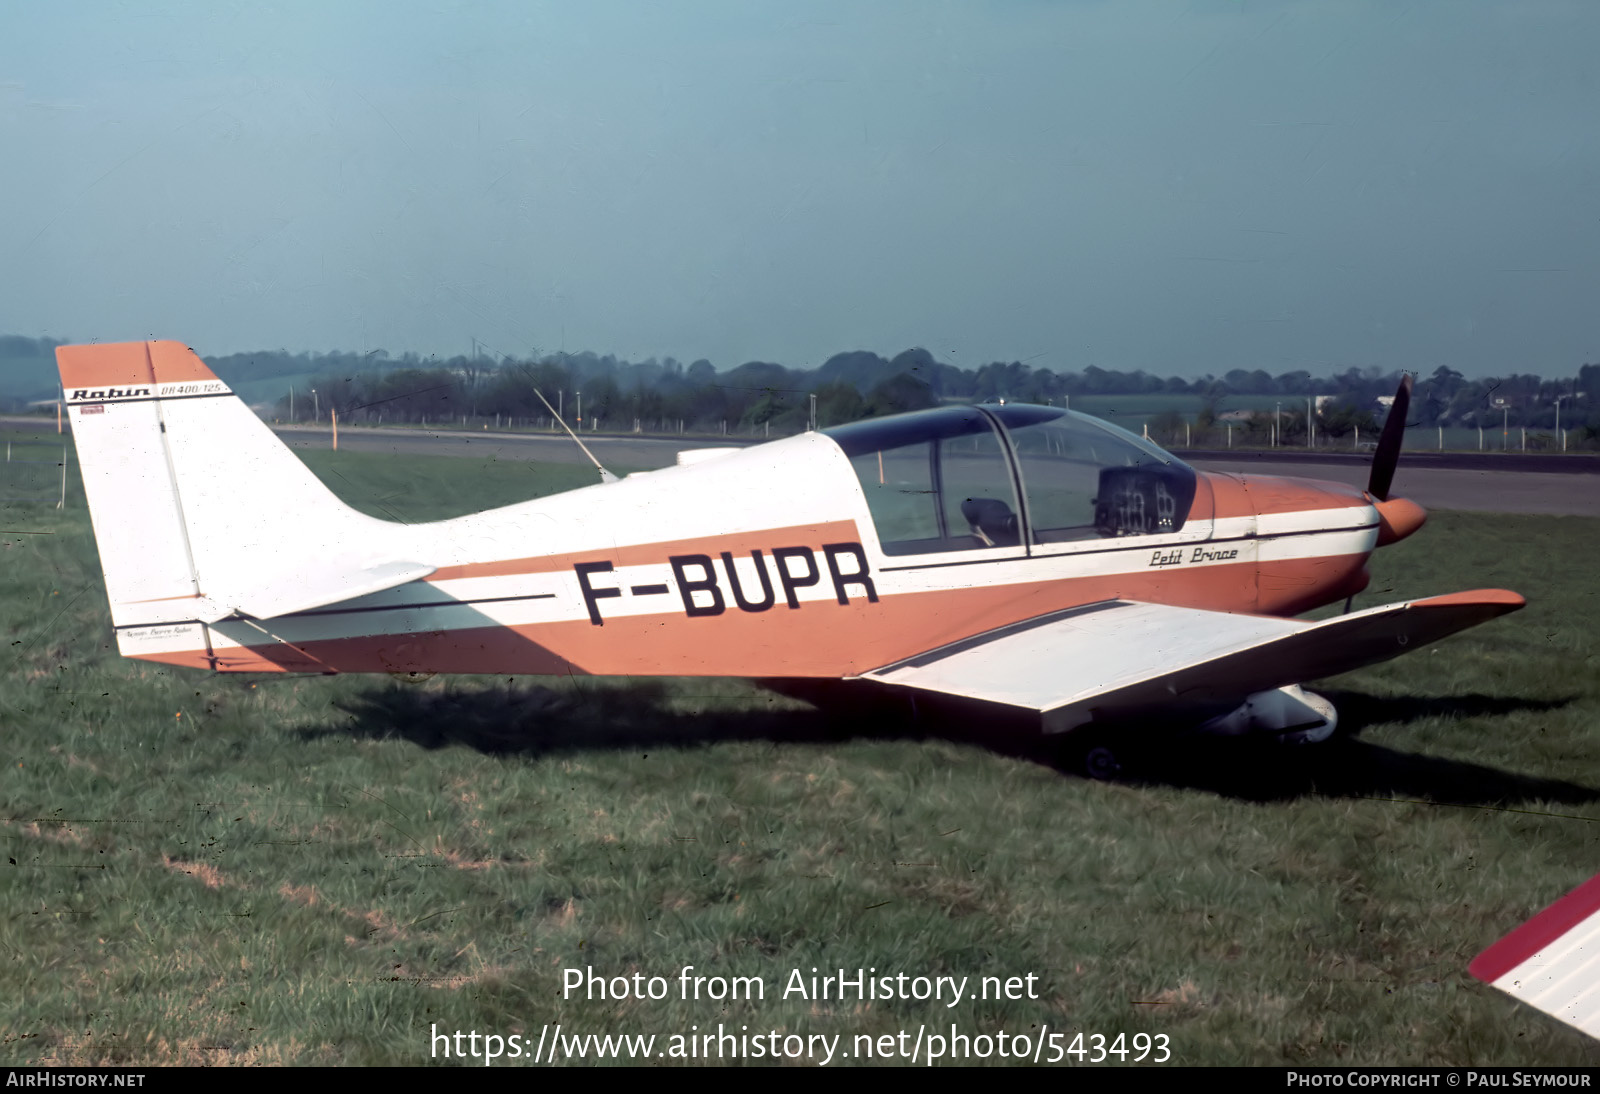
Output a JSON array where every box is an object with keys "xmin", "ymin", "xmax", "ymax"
[{"xmin": 531, "ymin": 386, "xmax": 617, "ymax": 484}]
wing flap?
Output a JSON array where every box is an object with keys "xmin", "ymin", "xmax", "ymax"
[{"xmin": 859, "ymin": 590, "xmax": 1524, "ymax": 732}]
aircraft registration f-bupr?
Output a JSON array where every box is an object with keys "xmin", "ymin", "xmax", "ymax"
[{"xmin": 57, "ymin": 340, "xmax": 1523, "ymax": 778}]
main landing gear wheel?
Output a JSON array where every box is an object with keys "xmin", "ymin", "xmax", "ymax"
[
  {"xmin": 1051, "ymin": 728, "xmax": 1134, "ymax": 780},
  {"xmin": 1083, "ymin": 745, "xmax": 1122, "ymax": 781}
]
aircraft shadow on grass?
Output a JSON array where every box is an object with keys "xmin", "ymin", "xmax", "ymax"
[
  {"xmin": 1129, "ymin": 688, "xmax": 1594, "ymax": 806},
  {"xmin": 297, "ymin": 679, "xmax": 1597, "ymax": 811},
  {"xmin": 300, "ymin": 677, "xmax": 933, "ymax": 756}
]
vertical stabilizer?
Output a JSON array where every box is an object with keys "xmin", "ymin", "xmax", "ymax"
[
  {"xmin": 59, "ymin": 341, "xmax": 430, "ymax": 633},
  {"xmin": 59, "ymin": 342, "xmax": 205, "ymax": 625}
]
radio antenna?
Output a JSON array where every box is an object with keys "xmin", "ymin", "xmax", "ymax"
[{"xmin": 532, "ymin": 386, "xmax": 617, "ymax": 484}]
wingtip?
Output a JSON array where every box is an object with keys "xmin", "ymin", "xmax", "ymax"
[
  {"xmin": 1411, "ymin": 589, "xmax": 1525, "ymax": 613},
  {"xmin": 1471, "ymin": 871, "xmax": 1600, "ymax": 986}
]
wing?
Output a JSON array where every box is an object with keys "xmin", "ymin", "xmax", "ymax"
[
  {"xmin": 856, "ymin": 590, "xmax": 1524, "ymax": 733},
  {"xmin": 1471, "ymin": 873, "xmax": 1600, "ymax": 1041}
]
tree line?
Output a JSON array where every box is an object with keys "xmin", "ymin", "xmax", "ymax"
[
  {"xmin": 4, "ymin": 335, "xmax": 1597, "ymax": 443},
  {"xmin": 231, "ymin": 346, "xmax": 1600, "ymax": 442}
]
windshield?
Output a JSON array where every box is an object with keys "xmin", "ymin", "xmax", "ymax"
[{"xmin": 987, "ymin": 405, "xmax": 1197, "ymax": 543}]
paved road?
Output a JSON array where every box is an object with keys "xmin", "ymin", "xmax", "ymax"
[
  {"xmin": 6, "ymin": 415, "xmax": 1597, "ymax": 517},
  {"xmin": 271, "ymin": 424, "xmax": 740, "ymax": 471},
  {"xmin": 1170, "ymin": 448, "xmax": 1600, "ymax": 475}
]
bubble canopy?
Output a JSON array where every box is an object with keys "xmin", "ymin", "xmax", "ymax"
[{"xmin": 824, "ymin": 404, "xmax": 1198, "ymax": 556}]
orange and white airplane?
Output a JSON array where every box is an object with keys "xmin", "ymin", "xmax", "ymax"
[{"xmin": 58, "ymin": 340, "xmax": 1523, "ymax": 774}]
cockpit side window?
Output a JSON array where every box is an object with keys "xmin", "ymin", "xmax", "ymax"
[
  {"xmin": 829, "ymin": 408, "xmax": 1023, "ymax": 556},
  {"xmin": 989, "ymin": 406, "xmax": 1197, "ymax": 543},
  {"xmin": 847, "ymin": 445, "xmax": 941, "ymax": 549},
  {"xmin": 937, "ymin": 427, "xmax": 1021, "ymax": 548}
]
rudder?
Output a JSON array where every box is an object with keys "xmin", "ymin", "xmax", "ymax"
[{"xmin": 59, "ymin": 341, "xmax": 429, "ymax": 640}]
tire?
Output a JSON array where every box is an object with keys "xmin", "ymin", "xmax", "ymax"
[{"xmin": 1082, "ymin": 744, "xmax": 1122, "ymax": 781}]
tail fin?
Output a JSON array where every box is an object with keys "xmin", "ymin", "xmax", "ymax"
[{"xmin": 59, "ymin": 341, "xmax": 433, "ymax": 632}]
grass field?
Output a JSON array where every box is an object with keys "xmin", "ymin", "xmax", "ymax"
[{"xmin": 3, "ymin": 437, "xmax": 1599, "ymax": 1066}]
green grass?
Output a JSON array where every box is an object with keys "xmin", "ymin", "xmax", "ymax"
[
  {"xmin": 3, "ymin": 444, "xmax": 1598, "ymax": 1065},
  {"xmin": 0, "ymin": 433, "xmax": 71, "ymax": 509},
  {"xmin": 292, "ymin": 447, "xmax": 621, "ymax": 523}
]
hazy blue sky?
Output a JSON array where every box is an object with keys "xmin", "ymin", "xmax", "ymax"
[{"xmin": 3, "ymin": 2, "xmax": 1596, "ymax": 377}]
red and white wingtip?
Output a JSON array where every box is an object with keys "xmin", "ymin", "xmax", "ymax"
[{"xmin": 1471, "ymin": 872, "xmax": 1600, "ymax": 1040}]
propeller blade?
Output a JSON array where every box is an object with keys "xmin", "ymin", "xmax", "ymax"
[{"xmin": 1368, "ymin": 374, "xmax": 1412, "ymax": 501}]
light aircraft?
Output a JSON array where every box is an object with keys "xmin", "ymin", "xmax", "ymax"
[{"xmin": 58, "ymin": 340, "xmax": 1523, "ymax": 776}]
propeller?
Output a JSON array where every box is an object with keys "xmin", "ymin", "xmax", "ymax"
[{"xmin": 1367, "ymin": 374, "xmax": 1412, "ymax": 501}]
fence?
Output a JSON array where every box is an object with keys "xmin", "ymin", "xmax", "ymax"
[{"xmin": 0, "ymin": 438, "xmax": 70, "ymax": 508}]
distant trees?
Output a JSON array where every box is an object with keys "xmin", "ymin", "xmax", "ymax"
[
  {"xmin": 0, "ymin": 335, "xmax": 63, "ymax": 360},
  {"xmin": 810, "ymin": 381, "xmax": 864, "ymax": 428},
  {"xmin": 0, "ymin": 335, "xmax": 66, "ymax": 410},
  {"xmin": 863, "ymin": 372, "xmax": 937, "ymax": 417},
  {"xmin": 1147, "ymin": 410, "xmax": 1187, "ymax": 446},
  {"xmin": 5, "ymin": 326, "xmax": 1592, "ymax": 445},
  {"xmin": 1316, "ymin": 398, "xmax": 1380, "ymax": 439},
  {"xmin": 227, "ymin": 343, "xmax": 1598, "ymax": 444},
  {"xmin": 251, "ymin": 347, "xmax": 953, "ymax": 432}
]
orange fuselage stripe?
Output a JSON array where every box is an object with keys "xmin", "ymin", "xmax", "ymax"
[{"xmin": 135, "ymin": 551, "xmax": 1371, "ymax": 678}]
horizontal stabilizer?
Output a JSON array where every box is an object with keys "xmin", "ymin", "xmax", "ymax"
[
  {"xmin": 860, "ymin": 590, "xmax": 1525, "ymax": 733},
  {"xmin": 209, "ymin": 559, "xmax": 437, "ymax": 623}
]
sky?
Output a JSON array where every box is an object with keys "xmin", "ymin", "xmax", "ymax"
[{"xmin": 2, "ymin": 1, "xmax": 1597, "ymax": 378}]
